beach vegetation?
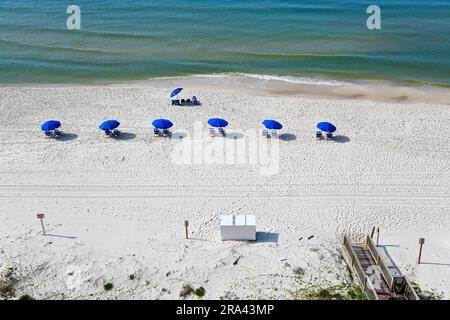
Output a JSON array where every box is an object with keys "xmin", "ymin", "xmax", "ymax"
[
  {"xmin": 0, "ymin": 271, "xmax": 17, "ymax": 299},
  {"xmin": 412, "ymin": 281, "xmax": 443, "ymax": 300},
  {"xmin": 346, "ymin": 286, "xmax": 366, "ymax": 300},
  {"xmin": 179, "ymin": 284, "xmax": 194, "ymax": 298},
  {"xmin": 305, "ymin": 285, "xmax": 366, "ymax": 300},
  {"xmin": 292, "ymin": 267, "xmax": 305, "ymax": 278},
  {"xmin": 219, "ymin": 291, "xmax": 238, "ymax": 300},
  {"xmin": 129, "ymin": 274, "xmax": 135, "ymax": 280},
  {"xmin": 103, "ymin": 282, "xmax": 114, "ymax": 291},
  {"xmin": 294, "ymin": 283, "xmax": 366, "ymax": 300},
  {"xmin": 308, "ymin": 288, "xmax": 344, "ymax": 300},
  {"xmin": 345, "ymin": 265, "xmax": 354, "ymax": 282},
  {"xmin": 194, "ymin": 287, "xmax": 205, "ymax": 297},
  {"xmin": 18, "ymin": 294, "xmax": 34, "ymax": 300},
  {"xmin": 0, "ymin": 282, "xmax": 15, "ymax": 298}
]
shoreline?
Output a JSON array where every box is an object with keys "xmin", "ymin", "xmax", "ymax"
[{"xmin": 1, "ymin": 73, "xmax": 449, "ymax": 105}]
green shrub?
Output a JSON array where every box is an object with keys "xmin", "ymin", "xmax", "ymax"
[
  {"xmin": 346, "ymin": 286, "xmax": 366, "ymax": 300},
  {"xmin": 312, "ymin": 289, "xmax": 344, "ymax": 300},
  {"xmin": 179, "ymin": 284, "xmax": 194, "ymax": 298},
  {"xmin": 104, "ymin": 282, "xmax": 114, "ymax": 291},
  {"xmin": 194, "ymin": 287, "xmax": 205, "ymax": 297},
  {"xmin": 305, "ymin": 285, "xmax": 366, "ymax": 300},
  {"xmin": 346, "ymin": 265, "xmax": 354, "ymax": 282},
  {"xmin": 0, "ymin": 282, "xmax": 15, "ymax": 298},
  {"xmin": 293, "ymin": 267, "xmax": 305, "ymax": 277}
]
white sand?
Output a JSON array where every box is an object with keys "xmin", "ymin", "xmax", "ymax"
[{"xmin": 0, "ymin": 82, "xmax": 449, "ymax": 299}]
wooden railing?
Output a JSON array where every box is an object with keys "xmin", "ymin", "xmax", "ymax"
[
  {"xmin": 343, "ymin": 236, "xmax": 379, "ymax": 300},
  {"xmin": 365, "ymin": 235, "xmax": 420, "ymax": 300},
  {"xmin": 364, "ymin": 276, "xmax": 379, "ymax": 300},
  {"xmin": 366, "ymin": 236, "xmax": 394, "ymax": 288},
  {"xmin": 343, "ymin": 235, "xmax": 420, "ymax": 300},
  {"xmin": 404, "ymin": 278, "xmax": 420, "ymax": 300}
]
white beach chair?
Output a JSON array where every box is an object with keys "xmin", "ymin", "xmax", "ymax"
[
  {"xmin": 271, "ymin": 130, "xmax": 278, "ymax": 139},
  {"xmin": 54, "ymin": 130, "xmax": 63, "ymax": 138},
  {"xmin": 219, "ymin": 128, "xmax": 226, "ymax": 137},
  {"xmin": 262, "ymin": 129, "xmax": 270, "ymax": 138},
  {"xmin": 163, "ymin": 129, "xmax": 172, "ymax": 138},
  {"xmin": 112, "ymin": 129, "xmax": 121, "ymax": 137},
  {"xmin": 209, "ymin": 127, "xmax": 216, "ymax": 137},
  {"xmin": 154, "ymin": 128, "xmax": 162, "ymax": 137}
]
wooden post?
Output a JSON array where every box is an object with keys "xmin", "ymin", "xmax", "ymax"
[
  {"xmin": 371, "ymin": 227, "xmax": 375, "ymax": 239},
  {"xmin": 418, "ymin": 238, "xmax": 425, "ymax": 264},
  {"xmin": 37, "ymin": 214, "xmax": 46, "ymax": 235},
  {"xmin": 376, "ymin": 227, "xmax": 380, "ymax": 246},
  {"xmin": 184, "ymin": 220, "xmax": 189, "ymax": 239}
]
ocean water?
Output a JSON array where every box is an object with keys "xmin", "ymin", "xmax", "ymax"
[{"xmin": 0, "ymin": 0, "xmax": 449, "ymax": 86}]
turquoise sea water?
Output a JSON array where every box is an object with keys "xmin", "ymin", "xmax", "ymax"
[{"xmin": 0, "ymin": 0, "xmax": 449, "ymax": 85}]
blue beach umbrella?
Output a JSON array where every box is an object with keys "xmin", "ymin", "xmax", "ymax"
[
  {"xmin": 262, "ymin": 120, "xmax": 283, "ymax": 130},
  {"xmin": 317, "ymin": 122, "xmax": 337, "ymax": 133},
  {"xmin": 152, "ymin": 118, "xmax": 173, "ymax": 129},
  {"xmin": 99, "ymin": 120, "xmax": 120, "ymax": 131},
  {"xmin": 170, "ymin": 88, "xmax": 183, "ymax": 97},
  {"xmin": 208, "ymin": 118, "xmax": 229, "ymax": 128},
  {"xmin": 41, "ymin": 120, "xmax": 61, "ymax": 131}
]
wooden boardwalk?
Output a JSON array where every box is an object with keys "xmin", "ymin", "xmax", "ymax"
[
  {"xmin": 352, "ymin": 243, "xmax": 393, "ymax": 300},
  {"xmin": 343, "ymin": 235, "xmax": 419, "ymax": 300}
]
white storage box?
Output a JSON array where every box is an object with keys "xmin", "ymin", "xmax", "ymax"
[{"xmin": 220, "ymin": 215, "xmax": 256, "ymax": 241}]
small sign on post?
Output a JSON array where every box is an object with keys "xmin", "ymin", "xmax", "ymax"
[
  {"xmin": 418, "ymin": 238, "xmax": 425, "ymax": 264},
  {"xmin": 371, "ymin": 227, "xmax": 376, "ymax": 239},
  {"xmin": 184, "ymin": 220, "xmax": 189, "ymax": 239},
  {"xmin": 376, "ymin": 227, "xmax": 380, "ymax": 246},
  {"xmin": 37, "ymin": 214, "xmax": 46, "ymax": 235}
]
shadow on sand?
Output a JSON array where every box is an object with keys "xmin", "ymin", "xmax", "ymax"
[
  {"xmin": 45, "ymin": 233, "xmax": 77, "ymax": 239},
  {"xmin": 255, "ymin": 232, "xmax": 279, "ymax": 243},
  {"xmin": 115, "ymin": 132, "xmax": 136, "ymax": 141},
  {"xmin": 279, "ymin": 133, "xmax": 297, "ymax": 141},
  {"xmin": 171, "ymin": 132, "xmax": 188, "ymax": 140},
  {"xmin": 226, "ymin": 132, "xmax": 244, "ymax": 140},
  {"xmin": 379, "ymin": 245, "xmax": 402, "ymax": 275},
  {"xmin": 332, "ymin": 135, "xmax": 350, "ymax": 143},
  {"xmin": 56, "ymin": 133, "xmax": 78, "ymax": 141},
  {"xmin": 420, "ymin": 262, "xmax": 450, "ymax": 267}
]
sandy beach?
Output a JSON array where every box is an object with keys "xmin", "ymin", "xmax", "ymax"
[{"xmin": 0, "ymin": 80, "xmax": 449, "ymax": 300}]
